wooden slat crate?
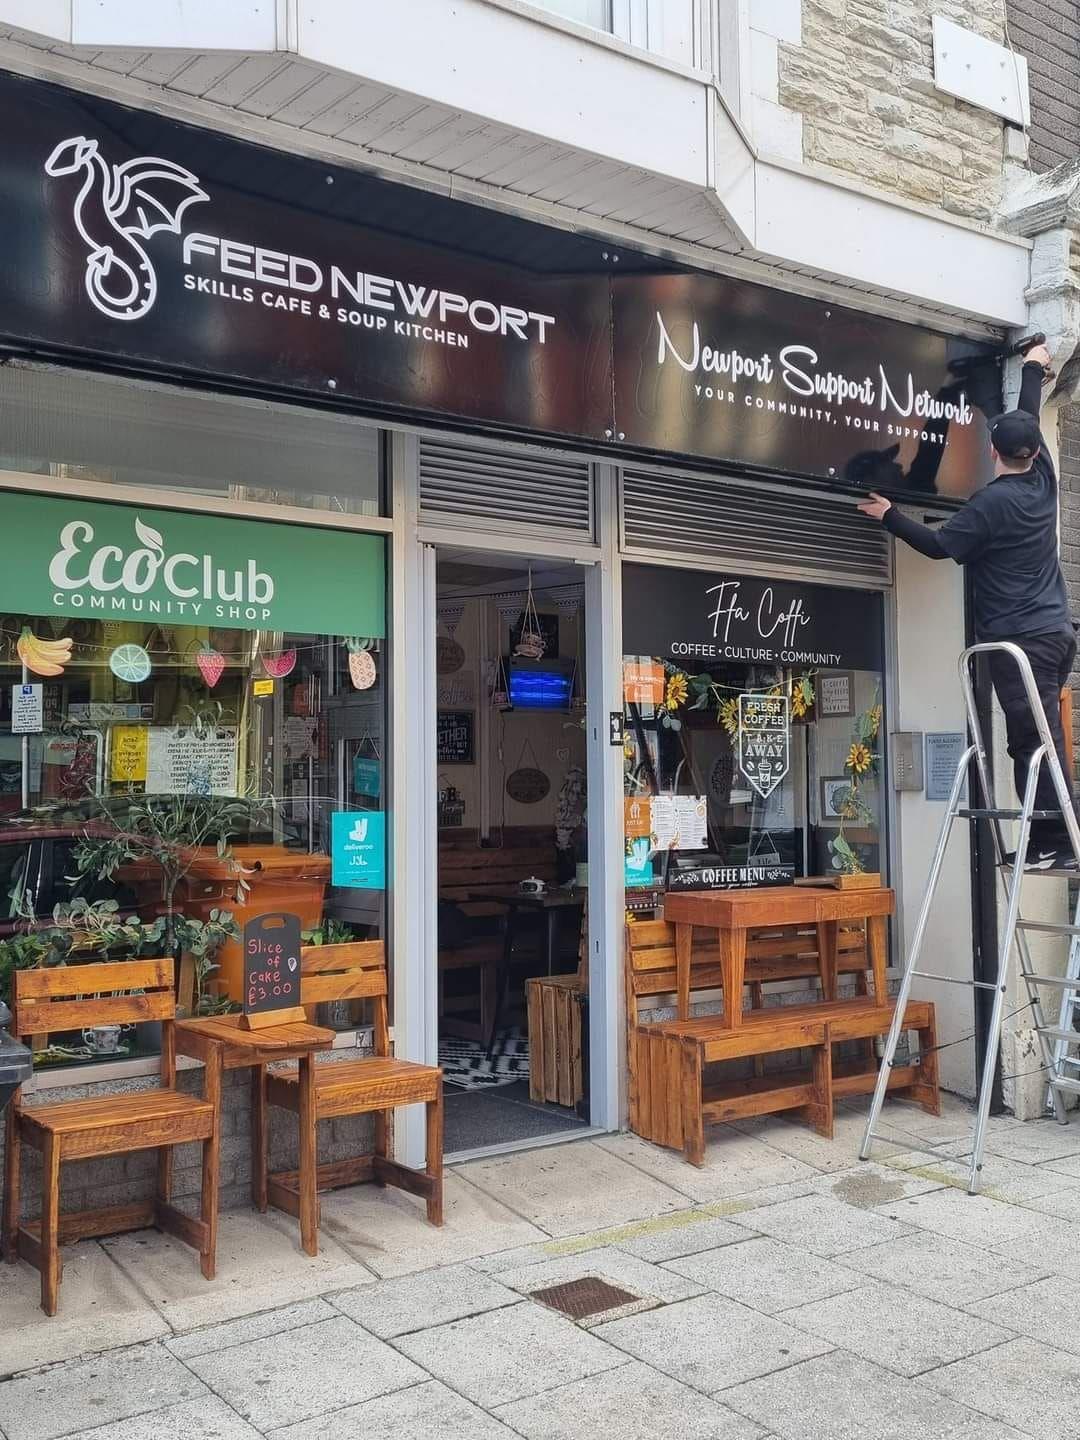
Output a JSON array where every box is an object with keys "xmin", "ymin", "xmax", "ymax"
[{"xmin": 527, "ymin": 974, "xmax": 584, "ymax": 1108}]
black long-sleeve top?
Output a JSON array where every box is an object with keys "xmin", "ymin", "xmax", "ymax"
[{"xmin": 882, "ymin": 362, "xmax": 1071, "ymax": 640}]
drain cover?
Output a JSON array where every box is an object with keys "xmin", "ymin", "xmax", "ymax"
[{"xmin": 528, "ymin": 1276, "xmax": 639, "ymax": 1320}]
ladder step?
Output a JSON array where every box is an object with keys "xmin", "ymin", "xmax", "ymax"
[
  {"xmin": 1017, "ymin": 921, "xmax": 1080, "ymax": 937},
  {"xmin": 1020, "ymin": 973, "xmax": 1080, "ymax": 991},
  {"xmin": 1036, "ymin": 1026, "xmax": 1080, "ymax": 1045},
  {"xmin": 909, "ymin": 971, "xmax": 999, "ymax": 990},
  {"xmin": 959, "ymin": 808, "xmax": 1063, "ymax": 820}
]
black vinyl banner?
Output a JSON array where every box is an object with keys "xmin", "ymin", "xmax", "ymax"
[
  {"xmin": 622, "ymin": 563, "xmax": 885, "ymax": 673},
  {"xmin": 0, "ymin": 72, "xmax": 999, "ymax": 500}
]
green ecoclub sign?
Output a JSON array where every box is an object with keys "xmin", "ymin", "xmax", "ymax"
[{"xmin": 3, "ymin": 491, "xmax": 385, "ymax": 636}]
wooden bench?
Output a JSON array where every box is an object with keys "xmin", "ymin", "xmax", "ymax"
[
  {"xmin": 626, "ymin": 920, "xmax": 940, "ymax": 1166},
  {"xmin": 260, "ymin": 942, "xmax": 444, "ymax": 1228},
  {"xmin": 2, "ymin": 959, "xmax": 216, "ymax": 1315}
]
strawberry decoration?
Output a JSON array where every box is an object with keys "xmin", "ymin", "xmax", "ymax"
[
  {"xmin": 261, "ymin": 649, "xmax": 297, "ymax": 679},
  {"xmin": 346, "ymin": 637, "xmax": 376, "ymax": 690},
  {"xmin": 196, "ymin": 643, "xmax": 225, "ymax": 688}
]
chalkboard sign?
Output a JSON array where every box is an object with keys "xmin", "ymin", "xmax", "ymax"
[
  {"xmin": 437, "ymin": 710, "xmax": 475, "ymax": 764},
  {"xmin": 242, "ymin": 912, "xmax": 304, "ymax": 1028}
]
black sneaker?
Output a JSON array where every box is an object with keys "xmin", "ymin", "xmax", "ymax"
[{"xmin": 1002, "ymin": 847, "xmax": 1079, "ymax": 872}]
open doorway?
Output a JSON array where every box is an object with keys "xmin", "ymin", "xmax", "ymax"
[{"xmin": 434, "ymin": 548, "xmax": 592, "ymax": 1154}]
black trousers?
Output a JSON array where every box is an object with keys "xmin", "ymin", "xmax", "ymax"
[{"xmin": 987, "ymin": 630, "xmax": 1076, "ymax": 845}]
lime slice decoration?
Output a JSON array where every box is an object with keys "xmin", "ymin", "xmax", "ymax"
[{"xmin": 109, "ymin": 643, "xmax": 151, "ymax": 683}]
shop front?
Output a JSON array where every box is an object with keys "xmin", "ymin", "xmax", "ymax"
[{"xmin": 0, "ymin": 68, "xmax": 1001, "ymax": 1190}]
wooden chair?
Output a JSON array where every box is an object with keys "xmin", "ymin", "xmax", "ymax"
[
  {"xmin": 2, "ymin": 959, "xmax": 217, "ymax": 1315},
  {"xmin": 260, "ymin": 942, "xmax": 443, "ymax": 1231},
  {"xmin": 625, "ymin": 921, "xmax": 939, "ymax": 1166}
]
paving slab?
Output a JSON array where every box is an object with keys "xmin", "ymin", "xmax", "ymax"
[
  {"xmin": 0, "ymin": 1342, "xmax": 206, "ymax": 1440},
  {"xmin": 494, "ymin": 1360, "xmax": 764, "ymax": 1440},
  {"xmin": 807, "ymin": 1159, "xmax": 945, "ymax": 1208},
  {"xmin": 264, "ymin": 1378, "xmax": 518, "ymax": 1440},
  {"xmin": 966, "ymin": 1276, "xmax": 1080, "ymax": 1358},
  {"xmin": 183, "ymin": 1313, "xmax": 423, "ymax": 1432},
  {"xmin": 893, "ymin": 1151, "xmax": 1080, "ymax": 1204},
  {"xmin": 594, "ymin": 1292, "xmax": 831, "ymax": 1394},
  {"xmin": 393, "ymin": 1300, "xmax": 625, "ymax": 1409},
  {"xmin": 731, "ymin": 1108, "xmax": 915, "ymax": 1173},
  {"xmin": 615, "ymin": 1213, "xmax": 751, "ymax": 1262},
  {"xmin": 1017, "ymin": 1184, "xmax": 1080, "ymax": 1222},
  {"xmin": 781, "ymin": 1281, "xmax": 1013, "ymax": 1377},
  {"xmin": 102, "ymin": 1210, "xmax": 376, "ymax": 1331},
  {"xmin": 593, "ymin": 1129, "xmax": 820, "ymax": 1203},
  {"xmin": 318, "ymin": 1172, "xmax": 546, "ymax": 1276},
  {"xmin": 64, "ymin": 1395, "xmax": 262, "ymax": 1440},
  {"xmin": 722, "ymin": 1348, "xmax": 1031, "ymax": 1440},
  {"xmin": 166, "ymin": 1298, "xmax": 338, "ymax": 1360},
  {"xmin": 872, "ymin": 1188, "xmax": 1044, "ymax": 1251},
  {"xmin": 728, "ymin": 1193, "xmax": 913, "ymax": 1256},
  {"xmin": 663, "ymin": 1236, "xmax": 865, "ymax": 1315},
  {"xmin": 924, "ymin": 1335, "xmax": 1080, "ymax": 1440},
  {"xmin": 1040, "ymin": 1149, "xmax": 1080, "ymax": 1178},
  {"xmin": 331, "ymin": 1263, "xmax": 520, "ymax": 1338},
  {"xmin": 979, "ymin": 1120, "xmax": 1080, "ymax": 1165},
  {"xmin": 837, "ymin": 1230, "xmax": 1049, "ymax": 1306},
  {"xmin": 0, "ymin": 1241, "xmax": 168, "ymax": 1378},
  {"xmin": 457, "ymin": 1141, "xmax": 687, "ymax": 1237},
  {"xmin": 494, "ymin": 1245, "xmax": 705, "ymax": 1307}
]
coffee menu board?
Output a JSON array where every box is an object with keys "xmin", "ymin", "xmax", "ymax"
[
  {"xmin": 437, "ymin": 710, "xmax": 475, "ymax": 764},
  {"xmin": 243, "ymin": 912, "xmax": 302, "ymax": 1018}
]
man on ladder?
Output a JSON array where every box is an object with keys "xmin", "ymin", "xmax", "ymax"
[
  {"xmin": 855, "ymin": 339, "xmax": 1080, "ymax": 1190},
  {"xmin": 859, "ymin": 341, "xmax": 1077, "ymax": 870}
]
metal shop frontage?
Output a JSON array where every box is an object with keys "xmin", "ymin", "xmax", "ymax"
[{"xmin": 0, "ymin": 69, "xmax": 1003, "ymax": 1187}]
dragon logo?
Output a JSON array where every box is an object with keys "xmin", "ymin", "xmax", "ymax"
[{"xmin": 44, "ymin": 135, "xmax": 208, "ymax": 322}]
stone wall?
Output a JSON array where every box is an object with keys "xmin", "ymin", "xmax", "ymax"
[
  {"xmin": 1006, "ymin": 0, "xmax": 1080, "ymax": 171},
  {"xmin": 775, "ymin": 0, "xmax": 1009, "ymax": 220},
  {"xmin": 2, "ymin": 1045, "xmax": 375, "ymax": 1223}
]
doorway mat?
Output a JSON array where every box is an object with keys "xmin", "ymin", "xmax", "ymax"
[{"xmin": 439, "ymin": 1029, "xmax": 529, "ymax": 1091}]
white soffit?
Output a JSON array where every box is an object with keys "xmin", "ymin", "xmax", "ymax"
[{"xmin": 932, "ymin": 16, "xmax": 1030, "ymax": 127}]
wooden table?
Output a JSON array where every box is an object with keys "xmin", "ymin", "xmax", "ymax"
[
  {"xmin": 174, "ymin": 1015, "xmax": 335, "ymax": 1265},
  {"xmin": 663, "ymin": 886, "xmax": 895, "ymax": 1027},
  {"xmin": 472, "ymin": 890, "xmax": 586, "ymax": 977}
]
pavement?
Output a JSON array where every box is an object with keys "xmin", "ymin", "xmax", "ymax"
[{"xmin": 4, "ymin": 1093, "xmax": 1080, "ymax": 1438}]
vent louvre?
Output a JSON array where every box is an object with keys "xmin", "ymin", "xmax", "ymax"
[
  {"xmin": 621, "ymin": 468, "xmax": 891, "ymax": 586},
  {"xmin": 419, "ymin": 437, "xmax": 594, "ymax": 540}
]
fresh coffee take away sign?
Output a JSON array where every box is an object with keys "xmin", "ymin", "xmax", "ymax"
[{"xmin": 3, "ymin": 491, "xmax": 385, "ymax": 636}]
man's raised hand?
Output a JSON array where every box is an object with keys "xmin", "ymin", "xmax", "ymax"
[{"xmin": 857, "ymin": 492, "xmax": 892, "ymax": 521}]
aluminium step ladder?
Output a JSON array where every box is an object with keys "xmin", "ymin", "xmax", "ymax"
[{"xmin": 861, "ymin": 641, "xmax": 1080, "ymax": 1194}]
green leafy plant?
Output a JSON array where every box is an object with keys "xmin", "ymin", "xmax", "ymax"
[
  {"xmin": 302, "ymin": 917, "xmax": 356, "ymax": 947},
  {"xmin": 828, "ymin": 691, "xmax": 882, "ymax": 875},
  {"xmin": 172, "ymin": 909, "xmax": 241, "ymax": 1015}
]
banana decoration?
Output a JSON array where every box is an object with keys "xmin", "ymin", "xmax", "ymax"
[{"xmin": 17, "ymin": 627, "xmax": 73, "ymax": 677}]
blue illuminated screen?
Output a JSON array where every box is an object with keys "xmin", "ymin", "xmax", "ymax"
[{"xmin": 507, "ymin": 663, "xmax": 574, "ymax": 710}]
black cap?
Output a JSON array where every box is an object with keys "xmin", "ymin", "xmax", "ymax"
[{"xmin": 989, "ymin": 409, "xmax": 1041, "ymax": 462}]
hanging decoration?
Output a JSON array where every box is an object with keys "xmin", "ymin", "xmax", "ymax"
[
  {"xmin": 17, "ymin": 627, "xmax": 73, "ymax": 678},
  {"xmin": 489, "ymin": 655, "xmax": 510, "ymax": 710},
  {"xmin": 345, "ymin": 637, "xmax": 377, "ymax": 690},
  {"xmin": 109, "ymin": 642, "xmax": 151, "ymax": 683},
  {"xmin": 261, "ymin": 648, "xmax": 297, "ymax": 679},
  {"xmin": 506, "ymin": 738, "xmax": 550, "ymax": 805},
  {"xmin": 512, "ymin": 566, "xmax": 546, "ymax": 659},
  {"xmin": 194, "ymin": 642, "xmax": 225, "ymax": 689}
]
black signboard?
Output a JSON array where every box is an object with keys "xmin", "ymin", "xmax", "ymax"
[
  {"xmin": 437, "ymin": 710, "xmax": 475, "ymax": 765},
  {"xmin": 622, "ymin": 563, "xmax": 884, "ymax": 673},
  {"xmin": 667, "ymin": 864, "xmax": 797, "ymax": 891},
  {"xmin": 243, "ymin": 912, "xmax": 302, "ymax": 1019},
  {"xmin": 612, "ymin": 273, "xmax": 999, "ymax": 499},
  {"xmin": 0, "ymin": 72, "xmax": 999, "ymax": 502}
]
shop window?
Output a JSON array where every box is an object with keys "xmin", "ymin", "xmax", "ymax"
[
  {"xmin": 622, "ymin": 564, "xmax": 886, "ymax": 904},
  {"xmin": 0, "ymin": 366, "xmax": 384, "ymax": 517},
  {"xmin": 0, "ymin": 494, "xmax": 387, "ymax": 1071}
]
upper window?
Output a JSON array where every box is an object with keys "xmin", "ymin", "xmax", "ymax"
[
  {"xmin": 528, "ymin": 0, "xmax": 696, "ymax": 67},
  {"xmin": 0, "ymin": 366, "xmax": 384, "ymax": 518}
]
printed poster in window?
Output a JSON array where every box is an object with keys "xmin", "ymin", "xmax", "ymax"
[
  {"xmin": 145, "ymin": 727, "xmax": 239, "ymax": 797},
  {"xmin": 623, "ymin": 659, "xmax": 664, "ymax": 707},
  {"xmin": 737, "ymin": 694, "xmax": 790, "ymax": 800}
]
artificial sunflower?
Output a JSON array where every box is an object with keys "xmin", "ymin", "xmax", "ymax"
[
  {"xmin": 665, "ymin": 673, "xmax": 689, "ymax": 711},
  {"xmin": 719, "ymin": 698, "xmax": 739, "ymax": 736},
  {"xmin": 847, "ymin": 741, "xmax": 873, "ymax": 776},
  {"xmin": 867, "ymin": 704, "xmax": 882, "ymax": 740},
  {"xmin": 791, "ymin": 689, "xmax": 807, "ymax": 719}
]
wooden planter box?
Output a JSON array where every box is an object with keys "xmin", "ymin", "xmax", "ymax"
[{"xmin": 527, "ymin": 973, "xmax": 585, "ymax": 1108}]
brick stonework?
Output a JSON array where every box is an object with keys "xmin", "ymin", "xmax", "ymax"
[
  {"xmin": 778, "ymin": 0, "xmax": 1008, "ymax": 219},
  {"xmin": 1006, "ymin": 0, "xmax": 1080, "ymax": 170}
]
